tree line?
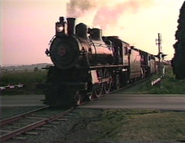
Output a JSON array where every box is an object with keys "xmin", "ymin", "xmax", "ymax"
[{"xmin": 172, "ymin": 1, "xmax": 185, "ymax": 80}]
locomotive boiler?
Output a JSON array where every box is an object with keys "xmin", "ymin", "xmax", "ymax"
[
  {"xmin": 44, "ymin": 16, "xmax": 156, "ymax": 107},
  {"xmin": 46, "ymin": 17, "xmax": 114, "ymax": 69}
]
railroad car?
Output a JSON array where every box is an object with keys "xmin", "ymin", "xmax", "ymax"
[
  {"xmin": 139, "ymin": 50, "xmax": 157, "ymax": 77},
  {"xmin": 43, "ymin": 16, "xmax": 156, "ymax": 107}
]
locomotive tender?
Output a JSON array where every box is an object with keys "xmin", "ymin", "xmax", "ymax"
[{"xmin": 44, "ymin": 16, "xmax": 156, "ymax": 107}]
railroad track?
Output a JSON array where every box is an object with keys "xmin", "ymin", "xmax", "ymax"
[
  {"xmin": 1, "ymin": 106, "xmax": 48, "ymax": 126},
  {"xmin": 109, "ymin": 77, "xmax": 151, "ymax": 94},
  {"xmin": 84, "ymin": 77, "xmax": 151, "ymax": 104},
  {"xmin": 0, "ymin": 106, "xmax": 74, "ymax": 142},
  {"xmin": 0, "ymin": 77, "xmax": 152, "ymax": 142}
]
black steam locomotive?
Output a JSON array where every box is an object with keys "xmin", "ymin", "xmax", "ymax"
[{"xmin": 44, "ymin": 16, "xmax": 157, "ymax": 107}]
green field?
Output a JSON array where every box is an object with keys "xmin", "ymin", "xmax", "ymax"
[
  {"xmin": 0, "ymin": 70, "xmax": 47, "ymax": 95},
  {"xmin": 119, "ymin": 66, "xmax": 185, "ymax": 94},
  {"xmin": 1, "ymin": 66, "xmax": 184, "ymax": 95},
  {"xmin": 95, "ymin": 109, "xmax": 185, "ymax": 142}
]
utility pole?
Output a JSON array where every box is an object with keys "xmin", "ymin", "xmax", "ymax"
[
  {"xmin": 156, "ymin": 33, "xmax": 162, "ymax": 76},
  {"xmin": 151, "ymin": 33, "xmax": 166, "ymax": 87}
]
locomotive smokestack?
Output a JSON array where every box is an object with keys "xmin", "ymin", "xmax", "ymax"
[{"xmin": 67, "ymin": 18, "xmax": 75, "ymax": 35}]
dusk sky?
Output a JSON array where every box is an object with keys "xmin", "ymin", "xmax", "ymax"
[{"xmin": 1, "ymin": 0, "xmax": 184, "ymax": 66}]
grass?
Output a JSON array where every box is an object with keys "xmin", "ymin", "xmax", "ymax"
[
  {"xmin": 0, "ymin": 70, "xmax": 47, "ymax": 95},
  {"xmin": 1, "ymin": 66, "xmax": 184, "ymax": 95},
  {"xmin": 120, "ymin": 66, "xmax": 185, "ymax": 94},
  {"xmin": 95, "ymin": 109, "xmax": 185, "ymax": 142}
]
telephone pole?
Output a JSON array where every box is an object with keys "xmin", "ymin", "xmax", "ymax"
[{"xmin": 156, "ymin": 33, "xmax": 162, "ymax": 76}]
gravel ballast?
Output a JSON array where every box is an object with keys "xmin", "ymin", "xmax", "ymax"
[{"xmin": 2, "ymin": 108, "xmax": 185, "ymax": 143}]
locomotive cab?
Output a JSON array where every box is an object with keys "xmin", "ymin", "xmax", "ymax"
[{"xmin": 103, "ymin": 36, "xmax": 130, "ymax": 66}]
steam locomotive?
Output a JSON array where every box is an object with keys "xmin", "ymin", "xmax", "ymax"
[{"xmin": 44, "ymin": 16, "xmax": 157, "ymax": 107}]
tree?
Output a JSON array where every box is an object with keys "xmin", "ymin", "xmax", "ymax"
[
  {"xmin": 34, "ymin": 67, "xmax": 39, "ymax": 72},
  {"xmin": 172, "ymin": 2, "xmax": 185, "ymax": 79}
]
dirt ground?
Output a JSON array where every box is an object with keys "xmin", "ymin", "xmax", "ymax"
[{"xmin": 4, "ymin": 108, "xmax": 185, "ymax": 143}]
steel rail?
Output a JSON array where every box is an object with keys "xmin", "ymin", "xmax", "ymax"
[
  {"xmin": 109, "ymin": 77, "xmax": 151, "ymax": 94},
  {"xmin": 0, "ymin": 107, "xmax": 74, "ymax": 142},
  {"xmin": 0, "ymin": 106, "xmax": 48, "ymax": 126},
  {"xmin": 82, "ymin": 77, "xmax": 151, "ymax": 105}
]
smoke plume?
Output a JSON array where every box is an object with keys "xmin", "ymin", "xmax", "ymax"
[
  {"xmin": 66, "ymin": 0, "xmax": 98, "ymax": 18},
  {"xmin": 93, "ymin": 0, "xmax": 153, "ymax": 30},
  {"xmin": 66, "ymin": 0, "xmax": 153, "ymax": 31}
]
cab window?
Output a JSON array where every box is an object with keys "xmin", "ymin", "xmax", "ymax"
[{"xmin": 124, "ymin": 47, "xmax": 128, "ymax": 55}]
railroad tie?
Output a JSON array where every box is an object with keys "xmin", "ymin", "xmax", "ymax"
[
  {"xmin": 25, "ymin": 131, "xmax": 39, "ymax": 135},
  {"xmin": 0, "ymin": 130, "xmax": 10, "ymax": 133},
  {"xmin": 13, "ymin": 136, "xmax": 27, "ymax": 140},
  {"xmin": 43, "ymin": 124, "xmax": 54, "ymax": 127},
  {"xmin": 26, "ymin": 116, "xmax": 47, "ymax": 120},
  {"xmin": 56, "ymin": 118, "xmax": 67, "ymax": 121},
  {"xmin": 34, "ymin": 128, "xmax": 48, "ymax": 131},
  {"xmin": 49, "ymin": 121, "xmax": 60, "ymax": 125}
]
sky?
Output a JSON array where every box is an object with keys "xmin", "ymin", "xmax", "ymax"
[{"xmin": 1, "ymin": 0, "xmax": 184, "ymax": 66}]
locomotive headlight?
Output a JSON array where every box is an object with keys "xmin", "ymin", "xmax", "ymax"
[
  {"xmin": 56, "ymin": 25, "xmax": 63, "ymax": 32},
  {"xmin": 56, "ymin": 22, "xmax": 64, "ymax": 33}
]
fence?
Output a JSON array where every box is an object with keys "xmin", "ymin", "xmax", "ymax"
[
  {"xmin": 0, "ymin": 84, "xmax": 24, "ymax": 91},
  {"xmin": 151, "ymin": 66, "xmax": 166, "ymax": 86}
]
